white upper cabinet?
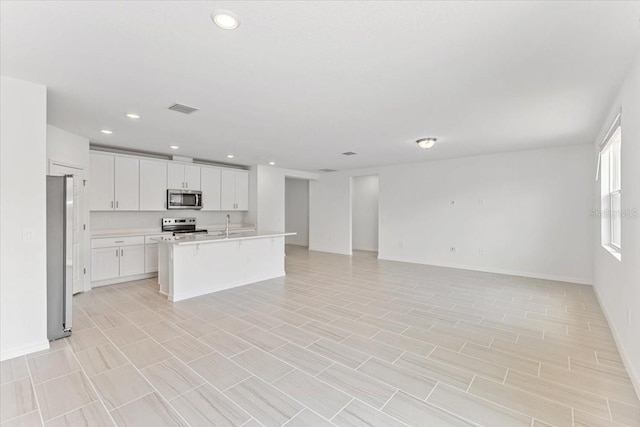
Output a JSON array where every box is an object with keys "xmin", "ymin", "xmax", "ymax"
[
  {"xmin": 221, "ymin": 169, "xmax": 236, "ymax": 210},
  {"xmin": 140, "ymin": 160, "xmax": 167, "ymax": 211},
  {"xmin": 90, "ymin": 152, "xmax": 247, "ymax": 212},
  {"xmin": 167, "ymin": 163, "xmax": 201, "ymax": 190},
  {"xmin": 221, "ymin": 169, "xmax": 249, "ymax": 211},
  {"xmin": 90, "ymin": 152, "xmax": 139, "ymax": 211},
  {"xmin": 90, "ymin": 153, "xmax": 115, "ymax": 210},
  {"xmin": 167, "ymin": 163, "xmax": 185, "ymax": 190},
  {"xmin": 184, "ymin": 165, "xmax": 201, "ymax": 190},
  {"xmin": 201, "ymin": 167, "xmax": 221, "ymax": 211},
  {"xmin": 235, "ymin": 171, "xmax": 249, "ymax": 210},
  {"xmin": 114, "ymin": 156, "xmax": 139, "ymax": 210}
]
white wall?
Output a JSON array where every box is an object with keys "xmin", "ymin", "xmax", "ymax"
[
  {"xmin": 352, "ymin": 175, "xmax": 379, "ymax": 251},
  {"xmin": 593, "ymin": 52, "xmax": 640, "ymax": 396},
  {"xmin": 285, "ymin": 178, "xmax": 309, "ymax": 246},
  {"xmin": 310, "ymin": 144, "xmax": 594, "ymax": 284},
  {"xmin": 1, "ymin": 76, "xmax": 49, "ymax": 360},
  {"xmin": 252, "ymin": 165, "xmax": 318, "ymax": 232},
  {"xmin": 47, "ymin": 125, "xmax": 90, "ymax": 170}
]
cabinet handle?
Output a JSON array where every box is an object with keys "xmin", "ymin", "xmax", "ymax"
[
  {"xmin": 115, "ymin": 240, "xmax": 124, "ymax": 243},
  {"xmin": 116, "ymin": 201, "xmax": 119, "ymax": 209},
  {"xmin": 116, "ymin": 249, "xmax": 119, "ymax": 257},
  {"xmin": 185, "ymin": 182, "xmax": 188, "ymax": 189},
  {"xmin": 111, "ymin": 201, "xmax": 114, "ymax": 208},
  {"xmin": 121, "ymin": 249, "xmax": 124, "ymax": 256}
]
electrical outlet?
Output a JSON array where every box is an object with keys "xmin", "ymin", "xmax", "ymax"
[
  {"xmin": 450, "ymin": 247, "xmax": 456, "ymax": 253},
  {"xmin": 450, "ymin": 200, "xmax": 455, "ymax": 205}
]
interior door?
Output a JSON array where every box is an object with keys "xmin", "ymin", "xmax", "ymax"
[{"xmin": 49, "ymin": 164, "xmax": 86, "ymax": 294}]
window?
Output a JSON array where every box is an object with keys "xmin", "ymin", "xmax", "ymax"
[{"xmin": 600, "ymin": 117, "xmax": 622, "ymax": 258}]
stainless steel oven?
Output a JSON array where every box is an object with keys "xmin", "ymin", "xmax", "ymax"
[{"xmin": 167, "ymin": 189, "xmax": 202, "ymax": 210}]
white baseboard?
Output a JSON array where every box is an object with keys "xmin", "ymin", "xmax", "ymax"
[
  {"xmin": 308, "ymin": 247, "xmax": 352, "ymax": 256},
  {"xmin": 1, "ymin": 340, "xmax": 50, "ymax": 361},
  {"xmin": 592, "ymin": 285, "xmax": 640, "ymax": 400},
  {"xmin": 377, "ymin": 254, "xmax": 593, "ymax": 285},
  {"xmin": 91, "ymin": 272, "xmax": 157, "ymax": 287}
]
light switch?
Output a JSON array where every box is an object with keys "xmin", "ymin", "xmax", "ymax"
[{"xmin": 22, "ymin": 229, "xmax": 34, "ymax": 242}]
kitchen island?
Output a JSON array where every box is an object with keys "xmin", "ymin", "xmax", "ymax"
[{"xmin": 154, "ymin": 230, "xmax": 295, "ymax": 302}]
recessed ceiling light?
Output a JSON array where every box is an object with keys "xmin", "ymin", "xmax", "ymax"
[
  {"xmin": 169, "ymin": 145, "xmax": 179, "ymax": 150},
  {"xmin": 100, "ymin": 129, "xmax": 113, "ymax": 134},
  {"xmin": 416, "ymin": 137, "xmax": 437, "ymax": 149},
  {"xmin": 212, "ymin": 11, "xmax": 239, "ymax": 30},
  {"xmin": 269, "ymin": 161, "xmax": 276, "ymax": 165},
  {"xmin": 227, "ymin": 154, "xmax": 235, "ymax": 159},
  {"xmin": 126, "ymin": 113, "xmax": 140, "ymax": 119}
]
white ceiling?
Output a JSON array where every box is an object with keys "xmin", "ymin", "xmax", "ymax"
[{"xmin": 2, "ymin": 1, "xmax": 639, "ymax": 171}]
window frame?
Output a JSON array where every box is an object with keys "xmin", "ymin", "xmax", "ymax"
[{"xmin": 599, "ymin": 116, "xmax": 622, "ymax": 259}]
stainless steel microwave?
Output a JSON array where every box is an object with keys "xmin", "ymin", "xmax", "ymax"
[{"xmin": 167, "ymin": 189, "xmax": 202, "ymax": 210}]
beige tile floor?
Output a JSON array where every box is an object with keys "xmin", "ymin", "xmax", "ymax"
[{"xmin": 1, "ymin": 246, "xmax": 639, "ymax": 426}]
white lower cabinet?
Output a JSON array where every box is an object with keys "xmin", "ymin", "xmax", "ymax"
[
  {"xmin": 145, "ymin": 244, "xmax": 159, "ymax": 273},
  {"xmin": 91, "ymin": 247, "xmax": 120, "ymax": 281},
  {"xmin": 91, "ymin": 236, "xmax": 151, "ymax": 283},
  {"xmin": 119, "ymin": 245, "xmax": 145, "ymax": 277}
]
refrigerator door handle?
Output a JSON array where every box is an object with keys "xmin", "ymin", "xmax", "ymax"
[{"xmin": 63, "ymin": 175, "xmax": 73, "ymax": 331}]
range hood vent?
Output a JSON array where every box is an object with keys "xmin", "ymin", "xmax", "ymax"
[{"xmin": 168, "ymin": 103, "xmax": 199, "ymax": 115}]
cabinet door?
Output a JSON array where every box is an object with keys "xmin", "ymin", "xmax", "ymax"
[
  {"xmin": 145, "ymin": 244, "xmax": 159, "ymax": 273},
  {"xmin": 89, "ymin": 153, "xmax": 114, "ymax": 211},
  {"xmin": 234, "ymin": 171, "xmax": 249, "ymax": 211},
  {"xmin": 140, "ymin": 160, "xmax": 167, "ymax": 211},
  {"xmin": 184, "ymin": 165, "xmax": 201, "ymax": 190},
  {"xmin": 91, "ymin": 247, "xmax": 119, "ymax": 281},
  {"xmin": 114, "ymin": 156, "xmax": 139, "ymax": 210},
  {"xmin": 201, "ymin": 167, "xmax": 221, "ymax": 211},
  {"xmin": 167, "ymin": 163, "xmax": 184, "ymax": 189},
  {"xmin": 220, "ymin": 169, "xmax": 236, "ymax": 210},
  {"xmin": 119, "ymin": 244, "xmax": 145, "ymax": 277}
]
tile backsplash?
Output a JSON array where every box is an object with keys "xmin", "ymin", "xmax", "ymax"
[{"xmin": 90, "ymin": 210, "xmax": 248, "ymax": 231}]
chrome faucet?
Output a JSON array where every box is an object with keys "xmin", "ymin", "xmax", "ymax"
[{"xmin": 225, "ymin": 214, "xmax": 230, "ymax": 238}]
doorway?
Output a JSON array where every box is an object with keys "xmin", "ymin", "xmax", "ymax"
[
  {"xmin": 284, "ymin": 177, "xmax": 310, "ymax": 247},
  {"xmin": 49, "ymin": 162, "xmax": 88, "ymax": 294},
  {"xmin": 351, "ymin": 175, "xmax": 379, "ymax": 253}
]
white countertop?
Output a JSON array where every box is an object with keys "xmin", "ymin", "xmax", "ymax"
[
  {"xmin": 153, "ymin": 230, "xmax": 296, "ymax": 246},
  {"xmin": 91, "ymin": 224, "xmax": 256, "ymax": 238}
]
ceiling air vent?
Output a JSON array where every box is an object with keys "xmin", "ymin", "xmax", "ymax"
[
  {"xmin": 168, "ymin": 103, "xmax": 200, "ymax": 115},
  {"xmin": 342, "ymin": 152, "xmax": 357, "ymax": 156},
  {"xmin": 318, "ymin": 168, "xmax": 337, "ymax": 172}
]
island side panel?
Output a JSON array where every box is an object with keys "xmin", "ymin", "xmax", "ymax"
[{"xmin": 170, "ymin": 236, "xmax": 286, "ymax": 302}]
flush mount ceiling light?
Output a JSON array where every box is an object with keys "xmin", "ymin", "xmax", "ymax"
[
  {"xmin": 227, "ymin": 154, "xmax": 235, "ymax": 159},
  {"xmin": 416, "ymin": 137, "xmax": 437, "ymax": 149},
  {"xmin": 169, "ymin": 145, "xmax": 179, "ymax": 150},
  {"xmin": 126, "ymin": 113, "xmax": 140, "ymax": 119},
  {"xmin": 100, "ymin": 129, "xmax": 113, "ymax": 134},
  {"xmin": 212, "ymin": 10, "xmax": 240, "ymax": 30},
  {"xmin": 269, "ymin": 161, "xmax": 276, "ymax": 165}
]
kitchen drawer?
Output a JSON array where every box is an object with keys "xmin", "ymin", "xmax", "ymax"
[
  {"xmin": 91, "ymin": 235, "xmax": 145, "ymax": 249},
  {"xmin": 145, "ymin": 234, "xmax": 171, "ymax": 245}
]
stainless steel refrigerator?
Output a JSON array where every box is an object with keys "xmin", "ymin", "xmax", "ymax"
[{"xmin": 46, "ymin": 175, "xmax": 73, "ymax": 340}]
